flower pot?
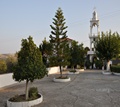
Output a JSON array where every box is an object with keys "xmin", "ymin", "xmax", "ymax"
[
  {"xmin": 113, "ymin": 72, "xmax": 120, "ymax": 76},
  {"xmin": 102, "ymin": 71, "xmax": 112, "ymax": 75},
  {"xmin": 53, "ymin": 77, "xmax": 71, "ymax": 82},
  {"xmin": 7, "ymin": 93, "xmax": 43, "ymax": 107},
  {"xmin": 68, "ymin": 71, "xmax": 79, "ymax": 74}
]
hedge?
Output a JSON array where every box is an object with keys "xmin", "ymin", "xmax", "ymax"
[{"xmin": 110, "ymin": 65, "xmax": 120, "ymax": 73}]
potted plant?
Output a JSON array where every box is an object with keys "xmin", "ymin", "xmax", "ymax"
[{"xmin": 7, "ymin": 36, "xmax": 48, "ymax": 107}]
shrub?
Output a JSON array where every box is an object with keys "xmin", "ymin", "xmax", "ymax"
[
  {"xmin": 69, "ymin": 69, "xmax": 77, "ymax": 73},
  {"xmin": 0, "ymin": 60, "xmax": 7, "ymax": 74},
  {"xmin": 29, "ymin": 87, "xmax": 38, "ymax": 99},
  {"xmin": 95, "ymin": 60, "xmax": 103, "ymax": 69},
  {"xmin": 85, "ymin": 60, "xmax": 91, "ymax": 69},
  {"xmin": 110, "ymin": 65, "xmax": 120, "ymax": 73},
  {"xmin": 6, "ymin": 56, "xmax": 17, "ymax": 73}
]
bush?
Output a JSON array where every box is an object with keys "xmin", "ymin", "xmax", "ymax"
[
  {"xmin": 6, "ymin": 56, "xmax": 17, "ymax": 73},
  {"xmin": 69, "ymin": 69, "xmax": 77, "ymax": 73},
  {"xmin": 0, "ymin": 60, "xmax": 7, "ymax": 74},
  {"xmin": 95, "ymin": 60, "xmax": 103, "ymax": 69},
  {"xmin": 110, "ymin": 65, "xmax": 120, "ymax": 73},
  {"xmin": 29, "ymin": 87, "xmax": 38, "ymax": 100},
  {"xmin": 85, "ymin": 60, "xmax": 91, "ymax": 69}
]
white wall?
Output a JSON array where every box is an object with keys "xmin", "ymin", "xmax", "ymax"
[
  {"xmin": 0, "ymin": 73, "xmax": 17, "ymax": 88},
  {"xmin": 0, "ymin": 66, "xmax": 60, "ymax": 88},
  {"xmin": 47, "ymin": 66, "xmax": 60, "ymax": 75}
]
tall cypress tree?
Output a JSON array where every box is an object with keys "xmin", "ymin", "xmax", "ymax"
[{"xmin": 49, "ymin": 8, "xmax": 70, "ymax": 77}]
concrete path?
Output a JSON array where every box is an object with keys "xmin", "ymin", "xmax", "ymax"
[{"xmin": 0, "ymin": 70, "xmax": 120, "ymax": 107}]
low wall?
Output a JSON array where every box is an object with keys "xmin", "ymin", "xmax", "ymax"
[
  {"xmin": 0, "ymin": 73, "xmax": 17, "ymax": 88},
  {"xmin": 47, "ymin": 66, "xmax": 60, "ymax": 75},
  {"xmin": 0, "ymin": 66, "xmax": 60, "ymax": 88}
]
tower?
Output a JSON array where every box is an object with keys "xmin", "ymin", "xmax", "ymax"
[{"xmin": 87, "ymin": 9, "xmax": 100, "ymax": 64}]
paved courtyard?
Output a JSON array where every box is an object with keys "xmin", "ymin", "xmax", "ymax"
[{"xmin": 0, "ymin": 70, "xmax": 120, "ymax": 107}]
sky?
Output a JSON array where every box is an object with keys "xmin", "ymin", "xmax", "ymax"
[{"xmin": 0, "ymin": 0, "xmax": 120, "ymax": 54}]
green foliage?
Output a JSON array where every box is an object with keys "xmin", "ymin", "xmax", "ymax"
[
  {"xmin": 29, "ymin": 87, "xmax": 38, "ymax": 99},
  {"xmin": 95, "ymin": 60, "xmax": 103, "ymax": 69},
  {"xmin": 95, "ymin": 31, "xmax": 120, "ymax": 61},
  {"xmin": 69, "ymin": 69, "xmax": 77, "ymax": 73},
  {"xmin": 6, "ymin": 55, "xmax": 17, "ymax": 73},
  {"xmin": 39, "ymin": 38, "xmax": 52, "ymax": 67},
  {"xmin": 0, "ymin": 60, "xmax": 7, "ymax": 74},
  {"xmin": 69, "ymin": 41, "xmax": 85, "ymax": 69},
  {"xmin": 49, "ymin": 8, "xmax": 70, "ymax": 76},
  {"xmin": 111, "ymin": 65, "xmax": 120, "ymax": 73},
  {"xmin": 85, "ymin": 60, "xmax": 91, "ymax": 69},
  {"xmin": 13, "ymin": 36, "xmax": 48, "ymax": 82},
  {"xmin": 84, "ymin": 47, "xmax": 90, "ymax": 55},
  {"xmin": 13, "ymin": 36, "xmax": 48, "ymax": 100}
]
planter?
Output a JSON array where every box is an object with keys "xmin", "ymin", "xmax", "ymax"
[
  {"xmin": 68, "ymin": 71, "xmax": 79, "ymax": 74},
  {"xmin": 102, "ymin": 71, "xmax": 112, "ymax": 75},
  {"xmin": 113, "ymin": 72, "xmax": 120, "ymax": 76},
  {"xmin": 7, "ymin": 93, "xmax": 43, "ymax": 107},
  {"xmin": 53, "ymin": 77, "xmax": 71, "ymax": 82}
]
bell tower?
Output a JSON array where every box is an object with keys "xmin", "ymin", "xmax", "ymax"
[{"xmin": 88, "ymin": 9, "xmax": 100, "ymax": 63}]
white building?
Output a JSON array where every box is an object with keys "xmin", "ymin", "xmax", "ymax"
[{"xmin": 87, "ymin": 9, "xmax": 100, "ymax": 64}]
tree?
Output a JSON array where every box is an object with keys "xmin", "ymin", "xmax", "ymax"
[
  {"xmin": 78, "ymin": 43, "xmax": 86, "ymax": 68},
  {"xmin": 13, "ymin": 36, "xmax": 48, "ymax": 100},
  {"xmin": 84, "ymin": 47, "xmax": 90, "ymax": 55},
  {"xmin": 95, "ymin": 31, "xmax": 120, "ymax": 71},
  {"xmin": 49, "ymin": 8, "xmax": 70, "ymax": 77},
  {"xmin": 0, "ymin": 60, "xmax": 7, "ymax": 74},
  {"xmin": 6, "ymin": 55, "xmax": 17, "ymax": 73},
  {"xmin": 70, "ymin": 41, "xmax": 85, "ymax": 69},
  {"xmin": 39, "ymin": 38, "xmax": 52, "ymax": 67}
]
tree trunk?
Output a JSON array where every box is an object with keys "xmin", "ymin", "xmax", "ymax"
[
  {"xmin": 106, "ymin": 60, "xmax": 110, "ymax": 71},
  {"xmin": 60, "ymin": 65, "xmax": 62, "ymax": 77},
  {"xmin": 25, "ymin": 80, "xmax": 29, "ymax": 100}
]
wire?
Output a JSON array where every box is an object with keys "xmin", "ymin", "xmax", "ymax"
[{"xmin": 68, "ymin": 9, "xmax": 120, "ymax": 26}]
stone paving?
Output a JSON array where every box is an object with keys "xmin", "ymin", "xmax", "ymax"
[{"xmin": 0, "ymin": 70, "xmax": 120, "ymax": 107}]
